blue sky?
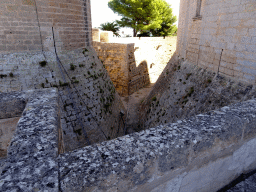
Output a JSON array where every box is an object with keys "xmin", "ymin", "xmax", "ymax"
[{"xmin": 91, "ymin": 0, "xmax": 180, "ymax": 35}]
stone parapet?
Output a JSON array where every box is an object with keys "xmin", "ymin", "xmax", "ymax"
[
  {"xmin": 58, "ymin": 99, "xmax": 256, "ymax": 191},
  {"xmin": 0, "ymin": 88, "xmax": 61, "ymax": 191},
  {"xmin": 1, "ymin": 90, "xmax": 256, "ymax": 191}
]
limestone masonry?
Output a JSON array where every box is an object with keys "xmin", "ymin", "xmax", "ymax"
[
  {"xmin": 177, "ymin": 0, "xmax": 256, "ymax": 83},
  {"xmin": 0, "ymin": 0, "xmax": 126, "ymax": 152},
  {"xmin": 1, "ymin": 0, "xmax": 256, "ymax": 191},
  {"xmin": 92, "ymin": 29, "xmax": 177, "ymax": 96}
]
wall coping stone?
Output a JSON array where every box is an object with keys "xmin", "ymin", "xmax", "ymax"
[
  {"xmin": 0, "ymin": 88, "xmax": 60, "ymax": 191},
  {"xmin": 58, "ymin": 99, "xmax": 256, "ymax": 191},
  {"xmin": 1, "ymin": 89, "xmax": 256, "ymax": 191}
]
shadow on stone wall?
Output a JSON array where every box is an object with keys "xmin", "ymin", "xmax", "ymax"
[
  {"xmin": 128, "ymin": 59, "xmax": 150, "ymax": 95},
  {"xmin": 138, "ymin": 49, "xmax": 256, "ymax": 131}
]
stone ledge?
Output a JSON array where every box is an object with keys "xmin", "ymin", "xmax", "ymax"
[
  {"xmin": 58, "ymin": 99, "xmax": 256, "ymax": 191},
  {"xmin": 1, "ymin": 89, "xmax": 256, "ymax": 191},
  {"xmin": 0, "ymin": 88, "xmax": 60, "ymax": 192}
]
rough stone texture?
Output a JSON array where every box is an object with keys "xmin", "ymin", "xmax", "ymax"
[
  {"xmin": 177, "ymin": 0, "xmax": 256, "ymax": 83},
  {"xmin": 58, "ymin": 99, "xmax": 256, "ymax": 192},
  {"xmin": 0, "ymin": 0, "xmax": 127, "ymax": 153},
  {"xmin": 0, "ymin": 46, "xmax": 126, "ymax": 152},
  {"xmin": 55, "ymin": 47, "xmax": 126, "ymax": 152},
  {"xmin": 0, "ymin": 117, "xmax": 20, "ymax": 158},
  {"xmin": 0, "ymin": 88, "xmax": 60, "ymax": 192},
  {"xmin": 139, "ymin": 58, "xmax": 256, "ymax": 130}
]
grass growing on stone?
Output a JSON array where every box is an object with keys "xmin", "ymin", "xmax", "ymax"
[
  {"xmin": 70, "ymin": 64, "xmax": 76, "ymax": 70},
  {"xmin": 74, "ymin": 129, "xmax": 82, "ymax": 136},
  {"xmin": 0, "ymin": 74, "xmax": 7, "ymax": 78},
  {"xmin": 39, "ymin": 61, "xmax": 47, "ymax": 67},
  {"xmin": 9, "ymin": 72, "xmax": 14, "ymax": 77},
  {"xmin": 82, "ymin": 48, "xmax": 88, "ymax": 54}
]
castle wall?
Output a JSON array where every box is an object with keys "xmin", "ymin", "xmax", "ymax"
[
  {"xmin": 0, "ymin": 89, "xmax": 61, "ymax": 191},
  {"xmin": 2, "ymin": 88, "xmax": 256, "ymax": 191},
  {"xmin": 93, "ymin": 36, "xmax": 177, "ymax": 96},
  {"xmin": 58, "ymin": 99, "xmax": 256, "ymax": 192},
  {"xmin": 0, "ymin": 0, "xmax": 92, "ymax": 54},
  {"xmin": 0, "ymin": 1, "xmax": 126, "ymax": 152},
  {"xmin": 93, "ymin": 41, "xmax": 130, "ymax": 96},
  {"xmin": 177, "ymin": 0, "xmax": 256, "ymax": 83}
]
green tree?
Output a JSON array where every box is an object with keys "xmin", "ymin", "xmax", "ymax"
[
  {"xmin": 108, "ymin": 0, "xmax": 177, "ymax": 37},
  {"xmin": 150, "ymin": 1, "xmax": 177, "ymax": 37},
  {"xmin": 99, "ymin": 21, "xmax": 121, "ymax": 37}
]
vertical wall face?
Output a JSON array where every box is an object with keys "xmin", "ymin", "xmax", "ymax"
[
  {"xmin": 0, "ymin": 0, "xmax": 91, "ymax": 54},
  {"xmin": 92, "ymin": 35, "xmax": 177, "ymax": 96},
  {"xmin": 177, "ymin": 0, "xmax": 256, "ymax": 83},
  {"xmin": 0, "ymin": 1, "xmax": 127, "ymax": 152},
  {"xmin": 93, "ymin": 41, "xmax": 130, "ymax": 96}
]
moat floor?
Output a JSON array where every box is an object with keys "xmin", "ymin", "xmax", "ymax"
[{"xmin": 120, "ymin": 83, "xmax": 154, "ymax": 134}]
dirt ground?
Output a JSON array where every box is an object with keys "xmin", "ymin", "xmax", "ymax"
[{"xmin": 120, "ymin": 83, "xmax": 155, "ymax": 133}]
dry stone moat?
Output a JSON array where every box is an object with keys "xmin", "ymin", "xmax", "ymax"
[{"xmin": 1, "ymin": 0, "xmax": 256, "ymax": 191}]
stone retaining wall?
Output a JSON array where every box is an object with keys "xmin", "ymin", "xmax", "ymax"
[
  {"xmin": 2, "ymin": 89, "xmax": 256, "ymax": 191},
  {"xmin": 0, "ymin": 46, "xmax": 126, "ymax": 152},
  {"xmin": 0, "ymin": 0, "xmax": 92, "ymax": 53},
  {"xmin": 58, "ymin": 99, "xmax": 256, "ymax": 191},
  {"xmin": 93, "ymin": 36, "xmax": 177, "ymax": 96},
  {"xmin": 0, "ymin": 89, "xmax": 61, "ymax": 191},
  {"xmin": 177, "ymin": 0, "xmax": 256, "ymax": 83}
]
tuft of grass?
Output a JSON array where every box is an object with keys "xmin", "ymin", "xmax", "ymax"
[
  {"xmin": 74, "ymin": 129, "xmax": 82, "ymax": 136},
  {"xmin": 70, "ymin": 63, "xmax": 76, "ymax": 70},
  {"xmin": 60, "ymin": 82, "xmax": 69, "ymax": 87},
  {"xmin": 41, "ymin": 83, "xmax": 45, "ymax": 88},
  {"xmin": 186, "ymin": 73, "xmax": 192, "ymax": 80},
  {"xmin": 82, "ymin": 48, "xmax": 88, "ymax": 54},
  {"xmin": 39, "ymin": 61, "xmax": 47, "ymax": 67},
  {"xmin": 207, "ymin": 79, "xmax": 212, "ymax": 83},
  {"xmin": 187, "ymin": 87, "xmax": 194, "ymax": 97},
  {"xmin": 9, "ymin": 72, "xmax": 14, "ymax": 77},
  {"xmin": 0, "ymin": 74, "xmax": 7, "ymax": 78},
  {"xmin": 152, "ymin": 96, "xmax": 157, "ymax": 101},
  {"xmin": 79, "ymin": 64, "xmax": 85, "ymax": 67}
]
